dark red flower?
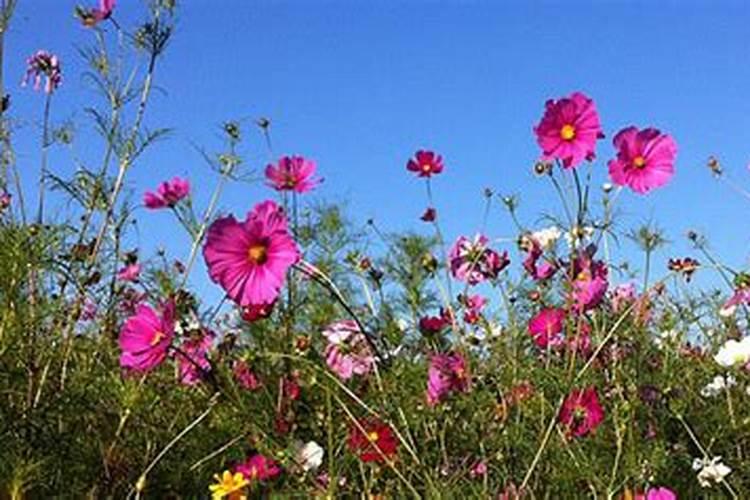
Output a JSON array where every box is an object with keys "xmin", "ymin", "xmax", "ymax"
[
  {"xmin": 347, "ymin": 419, "xmax": 398, "ymax": 463},
  {"xmin": 407, "ymin": 150, "xmax": 444, "ymax": 178}
]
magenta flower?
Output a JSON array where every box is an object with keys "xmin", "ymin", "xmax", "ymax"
[
  {"xmin": 0, "ymin": 192, "xmax": 11, "ymax": 211},
  {"xmin": 534, "ymin": 92, "xmax": 603, "ymax": 168},
  {"xmin": 635, "ymin": 487, "xmax": 677, "ymax": 500},
  {"xmin": 559, "ymin": 386, "xmax": 605, "ymax": 438},
  {"xmin": 528, "ymin": 307, "xmax": 566, "ymax": 349},
  {"xmin": 143, "ymin": 177, "xmax": 190, "ymax": 209},
  {"xmin": 117, "ymin": 263, "xmax": 141, "ymax": 282},
  {"xmin": 235, "ymin": 453, "xmax": 282, "ymax": 482},
  {"xmin": 407, "ymin": 150, "xmax": 444, "ymax": 178},
  {"xmin": 322, "ymin": 320, "xmax": 375, "ymax": 380},
  {"xmin": 265, "ymin": 155, "xmax": 322, "ymax": 193},
  {"xmin": 233, "ymin": 360, "xmax": 261, "ymax": 390},
  {"xmin": 119, "ymin": 302, "xmax": 175, "ymax": 372},
  {"xmin": 22, "ymin": 50, "xmax": 62, "ymax": 94},
  {"xmin": 608, "ymin": 127, "xmax": 677, "ymax": 194},
  {"xmin": 175, "ymin": 332, "xmax": 214, "ymax": 386},
  {"xmin": 469, "ymin": 460, "xmax": 488, "ymax": 479},
  {"xmin": 449, "ymin": 234, "xmax": 509, "ymax": 285},
  {"xmin": 569, "ymin": 251, "xmax": 608, "ymax": 312},
  {"xmin": 77, "ymin": 0, "xmax": 116, "ymax": 27},
  {"xmin": 426, "ymin": 352, "xmax": 470, "ymax": 406},
  {"xmin": 461, "ymin": 293, "xmax": 487, "ymax": 324},
  {"xmin": 203, "ymin": 200, "xmax": 300, "ymax": 306},
  {"xmin": 419, "ymin": 314, "xmax": 449, "ymax": 335},
  {"xmin": 522, "ymin": 239, "xmax": 558, "ymax": 280}
]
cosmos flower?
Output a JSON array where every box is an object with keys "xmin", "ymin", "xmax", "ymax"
[
  {"xmin": 240, "ymin": 301, "xmax": 275, "ymax": 322},
  {"xmin": 558, "ymin": 386, "xmax": 605, "ymax": 438},
  {"xmin": 203, "ymin": 200, "xmax": 300, "ymax": 306},
  {"xmin": 321, "ymin": 320, "xmax": 375, "ymax": 380},
  {"xmin": 610, "ymin": 282, "xmax": 637, "ymax": 313},
  {"xmin": 76, "ymin": 0, "xmax": 116, "ymax": 27},
  {"xmin": 119, "ymin": 302, "xmax": 175, "ymax": 372},
  {"xmin": 233, "ymin": 360, "xmax": 261, "ymax": 390},
  {"xmin": 235, "ymin": 454, "xmax": 282, "ymax": 483},
  {"xmin": 347, "ymin": 419, "xmax": 398, "ymax": 463},
  {"xmin": 175, "ymin": 331, "xmax": 214, "ymax": 386},
  {"xmin": 568, "ymin": 249, "xmax": 608, "ymax": 311},
  {"xmin": 714, "ymin": 337, "xmax": 750, "ymax": 368},
  {"xmin": 143, "ymin": 177, "xmax": 191, "ymax": 209},
  {"xmin": 528, "ymin": 307, "xmax": 566, "ymax": 349},
  {"xmin": 265, "ymin": 155, "xmax": 322, "ymax": 193},
  {"xmin": 634, "ymin": 487, "xmax": 677, "ymax": 500},
  {"xmin": 406, "ymin": 150, "xmax": 444, "ymax": 178},
  {"xmin": 293, "ymin": 441, "xmax": 324, "ymax": 472},
  {"xmin": 521, "ymin": 237, "xmax": 558, "ymax": 281},
  {"xmin": 117, "ymin": 263, "xmax": 141, "ymax": 282},
  {"xmin": 460, "ymin": 294, "xmax": 487, "ymax": 324},
  {"xmin": 692, "ymin": 456, "xmax": 731, "ymax": 488},
  {"xmin": 22, "ymin": 50, "xmax": 62, "ymax": 94},
  {"xmin": 449, "ymin": 234, "xmax": 509, "ymax": 285},
  {"xmin": 608, "ymin": 126, "xmax": 677, "ymax": 194},
  {"xmin": 426, "ymin": 352, "xmax": 470, "ymax": 406},
  {"xmin": 534, "ymin": 91, "xmax": 603, "ymax": 168}
]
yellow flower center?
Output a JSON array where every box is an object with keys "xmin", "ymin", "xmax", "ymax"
[
  {"xmin": 247, "ymin": 243, "xmax": 268, "ymax": 265},
  {"xmin": 367, "ymin": 431, "xmax": 379, "ymax": 442},
  {"xmin": 633, "ymin": 156, "xmax": 646, "ymax": 168},
  {"xmin": 150, "ymin": 330, "xmax": 165, "ymax": 346},
  {"xmin": 560, "ymin": 124, "xmax": 576, "ymax": 141}
]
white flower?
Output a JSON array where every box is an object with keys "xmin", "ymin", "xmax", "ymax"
[
  {"xmin": 719, "ymin": 304, "xmax": 737, "ymax": 317},
  {"xmin": 714, "ymin": 337, "xmax": 750, "ymax": 367},
  {"xmin": 693, "ymin": 456, "xmax": 731, "ymax": 487},
  {"xmin": 564, "ymin": 226, "xmax": 594, "ymax": 248},
  {"xmin": 700, "ymin": 375, "xmax": 736, "ymax": 398},
  {"xmin": 531, "ymin": 226, "xmax": 562, "ymax": 250},
  {"xmin": 602, "ymin": 182, "xmax": 613, "ymax": 193},
  {"xmin": 294, "ymin": 441, "xmax": 324, "ymax": 472},
  {"xmin": 654, "ymin": 329, "xmax": 680, "ymax": 350}
]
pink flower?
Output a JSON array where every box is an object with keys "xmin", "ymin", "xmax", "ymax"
[
  {"xmin": 469, "ymin": 460, "xmax": 488, "ymax": 479},
  {"xmin": 175, "ymin": 332, "xmax": 213, "ymax": 386},
  {"xmin": 608, "ymin": 127, "xmax": 677, "ymax": 194},
  {"xmin": 119, "ymin": 302, "xmax": 175, "ymax": 372},
  {"xmin": 22, "ymin": 50, "xmax": 62, "ymax": 94},
  {"xmin": 635, "ymin": 487, "xmax": 677, "ymax": 500},
  {"xmin": 568, "ymin": 250, "xmax": 608, "ymax": 311},
  {"xmin": 419, "ymin": 314, "xmax": 449, "ymax": 335},
  {"xmin": 233, "ymin": 360, "xmax": 261, "ymax": 390},
  {"xmin": 426, "ymin": 352, "xmax": 470, "ymax": 406},
  {"xmin": 81, "ymin": 297, "xmax": 98, "ymax": 321},
  {"xmin": 203, "ymin": 200, "xmax": 300, "ymax": 306},
  {"xmin": 265, "ymin": 155, "xmax": 322, "ymax": 193},
  {"xmin": 559, "ymin": 386, "xmax": 605, "ymax": 438},
  {"xmin": 720, "ymin": 287, "xmax": 750, "ymax": 316},
  {"xmin": 235, "ymin": 453, "xmax": 282, "ymax": 482},
  {"xmin": 461, "ymin": 294, "xmax": 487, "ymax": 324},
  {"xmin": 77, "ymin": 0, "xmax": 116, "ymax": 27},
  {"xmin": 407, "ymin": 150, "xmax": 444, "ymax": 178},
  {"xmin": 322, "ymin": 320, "xmax": 375, "ymax": 380},
  {"xmin": 143, "ymin": 177, "xmax": 190, "ymax": 209},
  {"xmin": 528, "ymin": 308, "xmax": 566, "ymax": 349},
  {"xmin": 610, "ymin": 282, "xmax": 636, "ymax": 313},
  {"xmin": 522, "ymin": 239, "xmax": 558, "ymax": 280},
  {"xmin": 0, "ymin": 192, "xmax": 11, "ymax": 211},
  {"xmin": 449, "ymin": 234, "xmax": 509, "ymax": 285},
  {"xmin": 534, "ymin": 92, "xmax": 603, "ymax": 169},
  {"xmin": 117, "ymin": 263, "xmax": 141, "ymax": 282}
]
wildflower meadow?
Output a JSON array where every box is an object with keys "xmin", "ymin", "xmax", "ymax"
[{"xmin": 2, "ymin": 1, "xmax": 750, "ymax": 498}]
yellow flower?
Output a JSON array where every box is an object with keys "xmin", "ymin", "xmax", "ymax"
[{"xmin": 209, "ymin": 470, "xmax": 249, "ymax": 500}]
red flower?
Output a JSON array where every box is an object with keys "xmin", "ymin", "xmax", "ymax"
[
  {"xmin": 241, "ymin": 301, "xmax": 275, "ymax": 322},
  {"xmin": 348, "ymin": 419, "xmax": 398, "ymax": 463},
  {"xmin": 420, "ymin": 207, "xmax": 437, "ymax": 222},
  {"xmin": 559, "ymin": 386, "xmax": 605, "ymax": 438},
  {"xmin": 407, "ymin": 150, "xmax": 444, "ymax": 178}
]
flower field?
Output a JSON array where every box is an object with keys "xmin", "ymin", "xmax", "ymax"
[{"xmin": 1, "ymin": 1, "xmax": 750, "ymax": 499}]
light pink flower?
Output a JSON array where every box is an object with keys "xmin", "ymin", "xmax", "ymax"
[
  {"xmin": 322, "ymin": 320, "xmax": 375, "ymax": 380},
  {"xmin": 22, "ymin": 50, "xmax": 62, "ymax": 94},
  {"xmin": 426, "ymin": 352, "xmax": 470, "ymax": 406},
  {"xmin": 81, "ymin": 297, "xmax": 98, "ymax": 321},
  {"xmin": 528, "ymin": 308, "xmax": 566, "ymax": 349},
  {"xmin": 608, "ymin": 127, "xmax": 677, "ymax": 194},
  {"xmin": 265, "ymin": 155, "xmax": 322, "ymax": 193},
  {"xmin": 203, "ymin": 200, "xmax": 300, "ymax": 306},
  {"xmin": 119, "ymin": 302, "xmax": 175, "ymax": 372},
  {"xmin": 407, "ymin": 150, "xmax": 444, "ymax": 178},
  {"xmin": 143, "ymin": 177, "xmax": 190, "ymax": 209},
  {"xmin": 449, "ymin": 234, "xmax": 509, "ymax": 285},
  {"xmin": 534, "ymin": 92, "xmax": 603, "ymax": 169},
  {"xmin": 559, "ymin": 386, "xmax": 605, "ymax": 438},
  {"xmin": 117, "ymin": 263, "xmax": 141, "ymax": 282},
  {"xmin": 610, "ymin": 282, "xmax": 637, "ymax": 313},
  {"xmin": 175, "ymin": 331, "xmax": 214, "ymax": 386},
  {"xmin": 235, "ymin": 453, "xmax": 282, "ymax": 482}
]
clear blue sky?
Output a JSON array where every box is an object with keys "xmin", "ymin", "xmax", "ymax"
[{"xmin": 8, "ymin": 1, "xmax": 750, "ymax": 304}]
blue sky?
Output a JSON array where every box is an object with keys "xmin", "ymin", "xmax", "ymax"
[{"xmin": 8, "ymin": 1, "xmax": 750, "ymax": 304}]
